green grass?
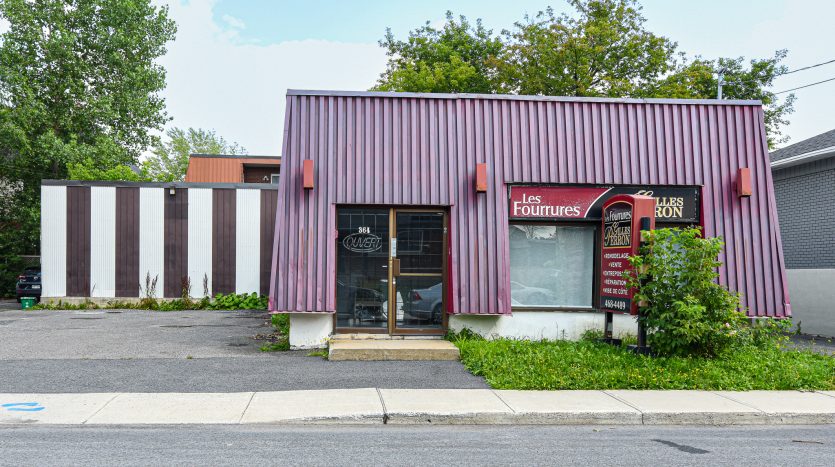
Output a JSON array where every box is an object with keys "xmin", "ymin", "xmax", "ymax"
[
  {"xmin": 260, "ymin": 313, "xmax": 290, "ymax": 352},
  {"xmin": 451, "ymin": 333, "xmax": 835, "ymax": 390}
]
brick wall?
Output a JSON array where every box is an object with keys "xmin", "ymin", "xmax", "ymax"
[{"xmin": 772, "ymin": 156, "xmax": 835, "ymax": 269}]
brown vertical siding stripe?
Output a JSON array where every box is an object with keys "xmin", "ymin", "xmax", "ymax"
[
  {"xmin": 260, "ymin": 190, "xmax": 278, "ymax": 296},
  {"xmin": 212, "ymin": 189, "xmax": 237, "ymax": 294},
  {"xmin": 66, "ymin": 186, "xmax": 91, "ymax": 297},
  {"xmin": 164, "ymin": 188, "xmax": 188, "ymax": 298},
  {"xmin": 115, "ymin": 187, "xmax": 140, "ymax": 297}
]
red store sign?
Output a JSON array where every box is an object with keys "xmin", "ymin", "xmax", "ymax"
[
  {"xmin": 509, "ymin": 185, "xmax": 700, "ymax": 222},
  {"xmin": 599, "ymin": 195, "xmax": 656, "ymax": 315},
  {"xmin": 509, "ymin": 186, "xmax": 610, "ymax": 219}
]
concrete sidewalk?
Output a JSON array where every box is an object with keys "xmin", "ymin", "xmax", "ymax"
[{"xmin": 2, "ymin": 389, "xmax": 834, "ymax": 426}]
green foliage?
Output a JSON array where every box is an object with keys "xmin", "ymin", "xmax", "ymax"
[
  {"xmin": 142, "ymin": 127, "xmax": 247, "ymax": 182},
  {"xmin": 652, "ymin": 51, "xmax": 795, "ymax": 147},
  {"xmin": 206, "ymin": 292, "xmax": 268, "ymax": 311},
  {"xmin": 450, "ymin": 334, "xmax": 835, "ymax": 390},
  {"xmin": 626, "ymin": 228, "xmax": 748, "ymax": 357},
  {"xmin": 374, "ymin": 0, "xmax": 794, "ymax": 148},
  {"xmin": 261, "ymin": 313, "xmax": 290, "ymax": 352},
  {"xmin": 67, "ymin": 158, "xmax": 151, "ymax": 182},
  {"xmin": 497, "ymin": 1, "xmax": 676, "ymax": 97},
  {"xmin": 0, "ymin": 0, "xmax": 176, "ymax": 295},
  {"xmin": 372, "ymin": 11, "xmax": 503, "ymax": 93},
  {"xmin": 35, "ymin": 293, "xmax": 270, "ymax": 311}
]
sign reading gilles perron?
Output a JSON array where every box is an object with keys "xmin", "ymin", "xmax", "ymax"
[
  {"xmin": 509, "ymin": 185, "xmax": 699, "ymax": 223},
  {"xmin": 599, "ymin": 195, "xmax": 655, "ymax": 315}
]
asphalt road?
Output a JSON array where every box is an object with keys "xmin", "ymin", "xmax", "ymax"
[
  {"xmin": 1, "ymin": 425, "xmax": 832, "ymax": 466},
  {"xmin": 0, "ymin": 309, "xmax": 486, "ymax": 392}
]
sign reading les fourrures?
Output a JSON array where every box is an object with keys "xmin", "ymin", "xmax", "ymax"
[
  {"xmin": 509, "ymin": 185, "xmax": 698, "ymax": 222},
  {"xmin": 600, "ymin": 195, "xmax": 655, "ymax": 315}
]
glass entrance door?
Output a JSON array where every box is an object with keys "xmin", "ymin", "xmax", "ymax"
[
  {"xmin": 335, "ymin": 208, "xmax": 446, "ymax": 334},
  {"xmin": 335, "ymin": 208, "xmax": 390, "ymax": 331},
  {"xmin": 392, "ymin": 211, "xmax": 446, "ymax": 332}
]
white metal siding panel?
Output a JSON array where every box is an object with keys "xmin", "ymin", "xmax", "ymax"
[
  {"xmin": 41, "ymin": 185, "xmax": 67, "ymax": 297},
  {"xmin": 139, "ymin": 188, "xmax": 165, "ymax": 298},
  {"xmin": 89, "ymin": 187, "xmax": 116, "ymax": 297},
  {"xmin": 188, "ymin": 188, "xmax": 213, "ymax": 297},
  {"xmin": 235, "ymin": 189, "xmax": 261, "ymax": 294}
]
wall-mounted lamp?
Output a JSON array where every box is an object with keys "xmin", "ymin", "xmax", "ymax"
[
  {"xmin": 475, "ymin": 163, "xmax": 488, "ymax": 193},
  {"xmin": 736, "ymin": 167, "xmax": 752, "ymax": 197},
  {"xmin": 303, "ymin": 159, "xmax": 315, "ymax": 189},
  {"xmin": 169, "ymin": 187, "xmax": 176, "ymax": 196}
]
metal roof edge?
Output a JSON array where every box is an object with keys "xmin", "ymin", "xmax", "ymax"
[
  {"xmin": 189, "ymin": 153, "xmax": 280, "ymax": 159},
  {"xmin": 770, "ymin": 145, "xmax": 835, "ymax": 169},
  {"xmin": 41, "ymin": 180, "xmax": 279, "ymax": 190},
  {"xmin": 286, "ymin": 89, "xmax": 762, "ymax": 106}
]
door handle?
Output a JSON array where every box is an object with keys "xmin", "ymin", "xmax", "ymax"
[{"xmin": 391, "ymin": 258, "xmax": 401, "ymax": 276}]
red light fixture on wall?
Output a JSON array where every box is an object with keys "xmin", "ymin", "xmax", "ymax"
[
  {"xmin": 475, "ymin": 163, "xmax": 488, "ymax": 192},
  {"xmin": 736, "ymin": 167, "xmax": 751, "ymax": 197},
  {"xmin": 303, "ymin": 159, "xmax": 314, "ymax": 189}
]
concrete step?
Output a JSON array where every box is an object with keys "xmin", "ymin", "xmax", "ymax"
[
  {"xmin": 328, "ymin": 339, "xmax": 460, "ymax": 361},
  {"xmin": 332, "ymin": 333, "xmax": 444, "ymax": 341}
]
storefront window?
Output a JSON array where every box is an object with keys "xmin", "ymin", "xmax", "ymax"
[{"xmin": 509, "ymin": 225, "xmax": 595, "ymax": 308}]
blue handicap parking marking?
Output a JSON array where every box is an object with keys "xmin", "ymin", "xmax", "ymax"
[{"xmin": 2, "ymin": 402, "xmax": 45, "ymax": 412}]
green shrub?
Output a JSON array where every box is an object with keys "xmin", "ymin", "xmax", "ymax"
[{"xmin": 627, "ymin": 227, "xmax": 756, "ymax": 357}]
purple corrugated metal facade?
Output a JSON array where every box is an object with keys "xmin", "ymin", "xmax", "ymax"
[{"xmin": 269, "ymin": 90, "xmax": 790, "ymax": 318}]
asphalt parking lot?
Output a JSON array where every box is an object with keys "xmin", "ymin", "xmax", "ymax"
[{"xmin": 0, "ymin": 308, "xmax": 486, "ymax": 393}]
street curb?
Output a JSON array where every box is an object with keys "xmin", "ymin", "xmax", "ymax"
[{"xmin": 1, "ymin": 390, "xmax": 834, "ymax": 426}]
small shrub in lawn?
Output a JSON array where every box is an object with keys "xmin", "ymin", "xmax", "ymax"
[{"xmin": 627, "ymin": 227, "xmax": 782, "ymax": 357}]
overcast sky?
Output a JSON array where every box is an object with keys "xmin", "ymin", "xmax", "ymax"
[{"xmin": 26, "ymin": 1, "xmax": 835, "ymax": 155}]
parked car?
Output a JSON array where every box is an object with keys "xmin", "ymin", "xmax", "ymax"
[
  {"xmin": 404, "ymin": 281, "xmax": 443, "ymax": 324},
  {"xmin": 15, "ymin": 267, "xmax": 41, "ymax": 303},
  {"xmin": 509, "ymin": 280, "xmax": 558, "ymax": 306}
]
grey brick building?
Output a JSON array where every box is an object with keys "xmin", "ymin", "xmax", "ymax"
[{"xmin": 771, "ymin": 129, "xmax": 835, "ymax": 336}]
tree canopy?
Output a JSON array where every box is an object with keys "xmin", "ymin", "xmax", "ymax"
[
  {"xmin": 373, "ymin": 0, "xmax": 795, "ymax": 147},
  {"xmin": 0, "ymin": 0, "xmax": 176, "ymax": 295},
  {"xmin": 142, "ymin": 127, "xmax": 246, "ymax": 182}
]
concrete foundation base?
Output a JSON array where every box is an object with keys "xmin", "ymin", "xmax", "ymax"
[
  {"xmin": 288, "ymin": 313, "xmax": 332, "ymax": 349},
  {"xmin": 449, "ymin": 311, "xmax": 638, "ymax": 341},
  {"xmin": 285, "ymin": 311, "xmax": 638, "ymax": 348}
]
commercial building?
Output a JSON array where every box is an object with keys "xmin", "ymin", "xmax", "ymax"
[
  {"xmin": 40, "ymin": 181, "xmax": 278, "ymax": 299},
  {"xmin": 268, "ymin": 90, "xmax": 790, "ymax": 348},
  {"xmin": 771, "ymin": 129, "xmax": 835, "ymax": 337},
  {"xmin": 185, "ymin": 154, "xmax": 281, "ymax": 184}
]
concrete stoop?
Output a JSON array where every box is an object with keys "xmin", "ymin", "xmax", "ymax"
[{"xmin": 328, "ymin": 339, "xmax": 460, "ymax": 361}]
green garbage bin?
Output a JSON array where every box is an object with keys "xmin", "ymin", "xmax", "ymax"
[{"xmin": 20, "ymin": 297, "xmax": 36, "ymax": 310}]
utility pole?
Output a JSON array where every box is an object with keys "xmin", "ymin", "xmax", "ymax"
[{"xmin": 717, "ymin": 70, "xmax": 724, "ymax": 100}]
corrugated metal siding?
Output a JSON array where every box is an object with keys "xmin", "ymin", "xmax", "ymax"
[
  {"xmin": 235, "ymin": 189, "xmax": 261, "ymax": 294},
  {"xmin": 40, "ymin": 185, "xmax": 67, "ymax": 297},
  {"xmin": 188, "ymin": 189, "xmax": 213, "ymax": 296},
  {"xmin": 212, "ymin": 189, "xmax": 236, "ymax": 294},
  {"xmin": 66, "ymin": 186, "xmax": 91, "ymax": 297},
  {"xmin": 42, "ymin": 182, "xmax": 278, "ymax": 299},
  {"xmin": 90, "ymin": 187, "xmax": 116, "ymax": 297},
  {"xmin": 139, "ymin": 187, "xmax": 165, "ymax": 298},
  {"xmin": 271, "ymin": 93, "xmax": 789, "ymax": 318},
  {"xmin": 115, "ymin": 187, "xmax": 140, "ymax": 297}
]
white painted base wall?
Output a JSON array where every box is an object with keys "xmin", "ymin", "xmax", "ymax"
[
  {"xmin": 288, "ymin": 314, "xmax": 333, "ymax": 349},
  {"xmin": 786, "ymin": 269, "xmax": 835, "ymax": 338},
  {"xmin": 449, "ymin": 311, "xmax": 638, "ymax": 341},
  {"xmin": 285, "ymin": 311, "xmax": 638, "ymax": 348}
]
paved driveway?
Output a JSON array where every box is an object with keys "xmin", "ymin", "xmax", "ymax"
[{"xmin": 0, "ymin": 309, "xmax": 486, "ymax": 393}]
